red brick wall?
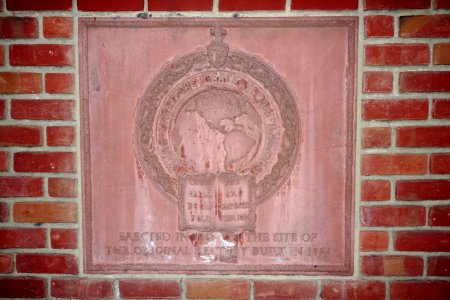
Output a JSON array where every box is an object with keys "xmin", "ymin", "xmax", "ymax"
[{"xmin": 0, "ymin": 0, "xmax": 449, "ymax": 299}]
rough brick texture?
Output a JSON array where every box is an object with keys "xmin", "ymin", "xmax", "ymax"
[
  {"xmin": 13, "ymin": 201, "xmax": 77, "ymax": 223},
  {"xmin": 11, "ymin": 100, "xmax": 74, "ymax": 120},
  {"xmin": 6, "ymin": 0, "xmax": 72, "ymax": 11},
  {"xmin": 43, "ymin": 16, "xmax": 73, "ymax": 38},
  {"xmin": 396, "ymin": 180, "xmax": 450, "ymax": 200},
  {"xmin": 186, "ymin": 279, "xmax": 250, "ymax": 299},
  {"xmin": 362, "ymin": 128, "xmax": 391, "ymax": 148},
  {"xmin": 321, "ymin": 281, "xmax": 386, "ymax": 300},
  {"xmin": 363, "ymin": 99, "xmax": 428, "ymax": 120},
  {"xmin": 430, "ymin": 154, "xmax": 450, "ymax": 174},
  {"xmin": 361, "ymin": 206, "xmax": 426, "ymax": 226},
  {"xmin": 361, "ymin": 154, "xmax": 427, "ymax": 175},
  {"xmin": 0, "ymin": 177, "xmax": 43, "ymax": 197},
  {"xmin": 364, "ymin": 15, "xmax": 394, "ymax": 37},
  {"xmin": 394, "ymin": 231, "xmax": 450, "ymax": 252},
  {"xmin": 0, "ymin": 202, "xmax": 8, "ymax": 222},
  {"xmin": 292, "ymin": 0, "xmax": 358, "ymax": 10},
  {"xmin": 364, "ymin": 0, "xmax": 431, "ymax": 10},
  {"xmin": 360, "ymin": 231, "xmax": 389, "ymax": 251},
  {"xmin": 0, "ymin": 254, "xmax": 13, "ymax": 273},
  {"xmin": 0, "ymin": 73, "xmax": 41, "ymax": 93},
  {"xmin": 51, "ymin": 229, "xmax": 77, "ymax": 249},
  {"xmin": 427, "ymin": 257, "xmax": 450, "ymax": 276},
  {"xmin": 0, "ymin": 277, "xmax": 46, "ymax": 299},
  {"xmin": 361, "ymin": 180, "xmax": 390, "ymax": 201},
  {"xmin": 51, "ymin": 278, "xmax": 113, "ymax": 299},
  {"xmin": 429, "ymin": 206, "xmax": 450, "ymax": 226},
  {"xmin": 119, "ymin": 279, "xmax": 181, "ymax": 299},
  {"xmin": 390, "ymin": 281, "xmax": 450, "ymax": 300},
  {"xmin": 47, "ymin": 126, "xmax": 75, "ymax": 146},
  {"xmin": 433, "ymin": 99, "xmax": 450, "ymax": 118},
  {"xmin": 434, "ymin": 43, "xmax": 450, "ymax": 64},
  {"xmin": 77, "ymin": 0, "xmax": 144, "ymax": 11},
  {"xmin": 363, "ymin": 71, "xmax": 393, "ymax": 93},
  {"xmin": 45, "ymin": 73, "xmax": 75, "ymax": 94},
  {"xmin": 220, "ymin": 0, "xmax": 285, "ymax": 11},
  {"xmin": 254, "ymin": 281, "xmax": 318, "ymax": 299},
  {"xmin": 400, "ymin": 15, "xmax": 450, "ymax": 37},
  {"xmin": 361, "ymin": 256, "xmax": 424, "ymax": 276},
  {"xmin": 10, "ymin": 44, "xmax": 74, "ymax": 66},
  {"xmin": 397, "ymin": 126, "xmax": 450, "ymax": 147},
  {"xmin": 14, "ymin": 152, "xmax": 76, "ymax": 173},
  {"xmin": 0, "ymin": 125, "xmax": 42, "ymax": 146},
  {"xmin": 0, "ymin": 228, "xmax": 46, "ymax": 248},
  {"xmin": 16, "ymin": 253, "xmax": 78, "ymax": 274},
  {"xmin": 365, "ymin": 44, "xmax": 429, "ymax": 65},
  {"xmin": 400, "ymin": 72, "xmax": 450, "ymax": 92},
  {"xmin": 149, "ymin": 0, "xmax": 213, "ymax": 11},
  {"xmin": 48, "ymin": 177, "xmax": 77, "ymax": 197},
  {"xmin": 0, "ymin": 17, "xmax": 38, "ymax": 38}
]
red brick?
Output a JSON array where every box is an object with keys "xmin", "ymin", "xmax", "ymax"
[
  {"xmin": 365, "ymin": 16, "xmax": 394, "ymax": 37},
  {"xmin": 436, "ymin": 0, "xmax": 450, "ymax": 9},
  {"xmin": 364, "ymin": 0, "xmax": 430, "ymax": 10},
  {"xmin": 361, "ymin": 180, "xmax": 391, "ymax": 201},
  {"xmin": 0, "ymin": 99, "xmax": 5, "ymax": 119},
  {"xmin": 400, "ymin": 15, "xmax": 450, "ymax": 38},
  {"xmin": 51, "ymin": 229, "xmax": 77, "ymax": 249},
  {"xmin": 10, "ymin": 44, "xmax": 74, "ymax": 66},
  {"xmin": 48, "ymin": 177, "xmax": 77, "ymax": 198},
  {"xmin": 0, "ymin": 151, "xmax": 7, "ymax": 171},
  {"xmin": 220, "ymin": 0, "xmax": 285, "ymax": 11},
  {"xmin": 16, "ymin": 253, "xmax": 78, "ymax": 274},
  {"xmin": 0, "ymin": 228, "xmax": 46, "ymax": 248},
  {"xmin": 78, "ymin": 0, "xmax": 143, "ymax": 11},
  {"xmin": 120, "ymin": 279, "xmax": 181, "ymax": 299},
  {"xmin": 395, "ymin": 231, "xmax": 450, "ymax": 251},
  {"xmin": 7, "ymin": 0, "xmax": 72, "ymax": 10},
  {"xmin": 400, "ymin": 72, "xmax": 450, "ymax": 92},
  {"xmin": 360, "ymin": 231, "xmax": 389, "ymax": 251},
  {"xmin": 292, "ymin": 0, "xmax": 357, "ymax": 10},
  {"xmin": 0, "ymin": 72, "xmax": 41, "ymax": 93},
  {"xmin": 13, "ymin": 201, "xmax": 77, "ymax": 223},
  {"xmin": 51, "ymin": 278, "xmax": 113, "ymax": 299},
  {"xmin": 0, "ymin": 202, "xmax": 8, "ymax": 222},
  {"xmin": 391, "ymin": 281, "xmax": 450, "ymax": 300},
  {"xmin": 0, "ymin": 17, "xmax": 38, "ymax": 38},
  {"xmin": 321, "ymin": 281, "xmax": 385, "ymax": 300},
  {"xmin": 43, "ymin": 17, "xmax": 73, "ymax": 38},
  {"xmin": 11, "ymin": 100, "xmax": 74, "ymax": 120},
  {"xmin": 47, "ymin": 126, "xmax": 75, "ymax": 147},
  {"xmin": 397, "ymin": 126, "xmax": 450, "ymax": 147},
  {"xmin": 363, "ymin": 72, "xmax": 393, "ymax": 93},
  {"xmin": 429, "ymin": 206, "xmax": 450, "ymax": 226},
  {"xmin": 361, "ymin": 154, "xmax": 427, "ymax": 175},
  {"xmin": 365, "ymin": 44, "xmax": 429, "ymax": 66},
  {"xmin": 0, "ymin": 45, "xmax": 4, "ymax": 65},
  {"xmin": 434, "ymin": 43, "xmax": 450, "ymax": 65},
  {"xmin": 431, "ymin": 154, "xmax": 450, "ymax": 174},
  {"xmin": 361, "ymin": 256, "xmax": 423, "ymax": 276},
  {"xmin": 0, "ymin": 177, "xmax": 43, "ymax": 197},
  {"xmin": 433, "ymin": 99, "xmax": 450, "ymax": 118},
  {"xmin": 428, "ymin": 257, "xmax": 450, "ymax": 276},
  {"xmin": 362, "ymin": 128, "xmax": 391, "ymax": 148},
  {"xmin": 0, "ymin": 277, "xmax": 46, "ymax": 298},
  {"xmin": 363, "ymin": 99, "xmax": 428, "ymax": 121},
  {"xmin": 45, "ymin": 73, "xmax": 74, "ymax": 94},
  {"xmin": 14, "ymin": 152, "xmax": 75, "ymax": 173},
  {"xmin": 0, "ymin": 125, "xmax": 42, "ymax": 146},
  {"xmin": 149, "ymin": 0, "xmax": 212, "ymax": 11},
  {"xmin": 254, "ymin": 281, "xmax": 317, "ymax": 299},
  {"xmin": 0, "ymin": 254, "xmax": 13, "ymax": 273},
  {"xmin": 396, "ymin": 180, "xmax": 450, "ymax": 201},
  {"xmin": 186, "ymin": 279, "xmax": 250, "ymax": 299},
  {"xmin": 362, "ymin": 206, "xmax": 425, "ymax": 226}
]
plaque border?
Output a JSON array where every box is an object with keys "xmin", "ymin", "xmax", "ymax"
[{"xmin": 80, "ymin": 17, "xmax": 357, "ymax": 275}]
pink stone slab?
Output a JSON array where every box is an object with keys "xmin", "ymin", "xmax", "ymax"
[{"xmin": 80, "ymin": 17, "xmax": 357, "ymax": 274}]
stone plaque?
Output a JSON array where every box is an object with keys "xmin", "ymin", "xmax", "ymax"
[{"xmin": 80, "ymin": 17, "xmax": 357, "ymax": 274}]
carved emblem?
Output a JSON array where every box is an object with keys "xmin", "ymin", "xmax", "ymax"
[{"xmin": 134, "ymin": 26, "xmax": 301, "ymax": 234}]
